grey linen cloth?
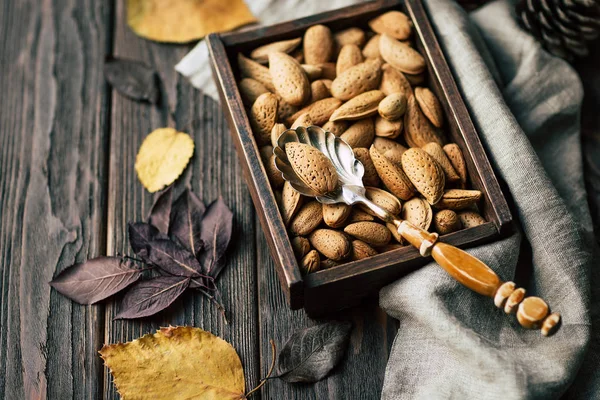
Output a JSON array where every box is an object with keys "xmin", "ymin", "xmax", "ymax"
[{"xmin": 380, "ymin": 0, "xmax": 598, "ymax": 399}]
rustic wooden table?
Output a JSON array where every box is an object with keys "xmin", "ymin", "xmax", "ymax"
[{"xmin": 0, "ymin": 1, "xmax": 396, "ymax": 399}]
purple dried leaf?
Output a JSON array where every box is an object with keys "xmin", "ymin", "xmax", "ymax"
[
  {"xmin": 169, "ymin": 189, "xmax": 205, "ymax": 258},
  {"xmin": 128, "ymin": 222, "xmax": 160, "ymax": 258},
  {"xmin": 50, "ymin": 257, "xmax": 141, "ymax": 304},
  {"xmin": 114, "ymin": 276, "xmax": 189, "ymax": 319},
  {"xmin": 146, "ymin": 239, "xmax": 203, "ymax": 277},
  {"xmin": 104, "ymin": 57, "xmax": 160, "ymax": 104},
  {"xmin": 199, "ymin": 197, "xmax": 233, "ymax": 279},
  {"xmin": 148, "ymin": 186, "xmax": 173, "ymax": 234}
]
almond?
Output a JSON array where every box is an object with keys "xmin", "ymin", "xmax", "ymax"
[
  {"xmin": 380, "ymin": 64, "xmax": 412, "ymax": 97},
  {"xmin": 383, "ymin": 148, "xmax": 405, "ymax": 167},
  {"xmin": 344, "ymin": 222, "xmax": 391, "ymax": 247},
  {"xmin": 239, "ymin": 78, "xmax": 269, "ymax": 106},
  {"xmin": 458, "ymin": 211, "xmax": 486, "ymax": 228},
  {"xmin": 250, "ymin": 93, "xmax": 278, "ymax": 145},
  {"xmin": 300, "ymin": 250, "xmax": 320, "ymax": 274},
  {"xmin": 291, "ymin": 112, "xmax": 313, "ymax": 129},
  {"xmin": 422, "ymin": 142, "xmax": 460, "ymax": 183},
  {"xmin": 276, "ymin": 96, "xmax": 299, "ymax": 122},
  {"xmin": 265, "ymin": 153, "xmax": 285, "ymax": 189},
  {"xmin": 281, "ymin": 181, "xmax": 303, "ymax": 226},
  {"xmin": 405, "ymin": 71, "xmax": 425, "ymax": 86},
  {"xmin": 309, "ymin": 229, "xmax": 351, "ymax": 261},
  {"xmin": 331, "ymin": 58, "xmax": 382, "ymax": 101},
  {"xmin": 317, "ymin": 62, "xmax": 337, "ymax": 80},
  {"xmin": 350, "ymin": 240, "xmax": 378, "ymax": 261},
  {"xmin": 269, "ymin": 52, "xmax": 311, "ymax": 106},
  {"xmin": 349, "ymin": 208, "xmax": 375, "ymax": 222},
  {"xmin": 353, "ymin": 147, "xmax": 381, "ymax": 187},
  {"xmin": 291, "ymin": 236, "xmax": 310, "ymax": 259},
  {"xmin": 386, "ymin": 222, "xmax": 404, "ymax": 244},
  {"xmin": 301, "ymin": 64, "xmax": 323, "ymax": 81},
  {"xmin": 443, "ymin": 143, "xmax": 468, "ymax": 188},
  {"xmin": 321, "ymin": 258, "xmax": 340, "ymax": 269},
  {"xmin": 310, "ymin": 80, "xmax": 331, "ymax": 103},
  {"xmin": 304, "ymin": 25, "xmax": 334, "ymax": 65},
  {"xmin": 378, "ymin": 92, "xmax": 408, "ymax": 121},
  {"xmin": 251, "ymin": 37, "xmax": 302, "ymax": 64},
  {"xmin": 288, "ymin": 97, "xmax": 342, "ymax": 126},
  {"xmin": 379, "ymin": 34, "xmax": 425, "ymax": 75},
  {"xmin": 322, "ymin": 120, "xmax": 349, "ymax": 137},
  {"xmin": 290, "ymin": 200, "xmax": 323, "ymax": 236},
  {"xmin": 340, "ymin": 119, "xmax": 375, "ymax": 148},
  {"xmin": 369, "ymin": 145, "xmax": 415, "ymax": 200},
  {"xmin": 330, "ymin": 90, "xmax": 385, "ymax": 121},
  {"xmin": 375, "ymin": 111, "xmax": 403, "ymax": 139},
  {"xmin": 435, "ymin": 189, "xmax": 482, "ymax": 210},
  {"xmin": 373, "ymin": 137, "xmax": 407, "ymax": 155},
  {"xmin": 321, "ymin": 79, "xmax": 333, "ymax": 91},
  {"xmin": 271, "ymin": 123, "xmax": 287, "ymax": 148},
  {"xmin": 291, "ymin": 48, "xmax": 304, "ymax": 63},
  {"xmin": 434, "ymin": 209, "xmax": 461, "ymax": 235},
  {"xmin": 323, "ymin": 203, "xmax": 352, "ymax": 228},
  {"xmin": 362, "ymin": 35, "xmax": 381, "ymax": 59},
  {"xmin": 369, "ymin": 11, "xmax": 413, "ymax": 40},
  {"xmin": 404, "ymin": 95, "xmax": 445, "ymax": 147},
  {"xmin": 415, "ymin": 87, "xmax": 443, "ymax": 128},
  {"xmin": 238, "ymin": 53, "xmax": 275, "ymax": 92},
  {"xmin": 362, "ymin": 186, "xmax": 402, "ymax": 216},
  {"xmin": 336, "ymin": 44, "xmax": 364, "ymax": 76},
  {"xmin": 334, "ymin": 27, "xmax": 367, "ymax": 49},
  {"xmin": 401, "ymin": 197, "xmax": 433, "ymax": 230},
  {"xmin": 285, "ymin": 142, "xmax": 339, "ymax": 195},
  {"xmin": 401, "ymin": 148, "xmax": 445, "ymax": 205}
]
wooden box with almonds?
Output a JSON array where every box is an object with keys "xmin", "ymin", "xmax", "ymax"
[{"xmin": 207, "ymin": 0, "xmax": 512, "ymax": 314}]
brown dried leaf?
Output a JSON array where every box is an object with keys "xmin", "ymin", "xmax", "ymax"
[
  {"xmin": 100, "ymin": 326, "xmax": 245, "ymax": 399},
  {"xmin": 127, "ymin": 0, "xmax": 256, "ymax": 43}
]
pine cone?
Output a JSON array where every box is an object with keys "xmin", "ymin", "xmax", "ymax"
[{"xmin": 516, "ymin": 0, "xmax": 600, "ymax": 61}]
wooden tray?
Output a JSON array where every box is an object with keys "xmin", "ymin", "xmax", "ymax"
[{"xmin": 206, "ymin": 0, "xmax": 512, "ymax": 315}]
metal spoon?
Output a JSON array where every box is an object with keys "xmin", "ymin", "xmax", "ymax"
[{"xmin": 274, "ymin": 125, "xmax": 560, "ymax": 335}]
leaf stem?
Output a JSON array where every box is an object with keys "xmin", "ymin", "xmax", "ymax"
[
  {"xmin": 245, "ymin": 339, "xmax": 276, "ymax": 398},
  {"xmin": 198, "ymin": 287, "xmax": 229, "ymax": 325}
]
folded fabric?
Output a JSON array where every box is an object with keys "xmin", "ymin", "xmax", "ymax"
[{"xmin": 380, "ymin": 0, "xmax": 597, "ymax": 399}]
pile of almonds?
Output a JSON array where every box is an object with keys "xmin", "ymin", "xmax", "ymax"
[{"xmin": 237, "ymin": 11, "xmax": 487, "ymax": 274}]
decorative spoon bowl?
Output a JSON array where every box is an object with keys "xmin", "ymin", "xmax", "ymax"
[{"xmin": 274, "ymin": 125, "xmax": 560, "ymax": 336}]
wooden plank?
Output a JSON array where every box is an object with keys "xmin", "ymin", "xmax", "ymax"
[
  {"xmin": 0, "ymin": 0, "xmax": 112, "ymax": 399},
  {"xmin": 102, "ymin": 1, "xmax": 259, "ymax": 398},
  {"xmin": 256, "ymin": 224, "xmax": 398, "ymax": 399}
]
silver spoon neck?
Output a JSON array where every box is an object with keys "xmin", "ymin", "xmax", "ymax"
[{"xmin": 346, "ymin": 188, "xmax": 396, "ymax": 224}]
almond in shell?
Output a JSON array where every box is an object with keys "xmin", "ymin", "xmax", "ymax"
[
  {"xmin": 350, "ymin": 240, "xmax": 378, "ymax": 261},
  {"xmin": 276, "ymin": 96, "xmax": 299, "ymax": 122},
  {"xmin": 291, "ymin": 236, "xmax": 310, "ymax": 259},
  {"xmin": 349, "ymin": 208, "xmax": 375, "ymax": 222},
  {"xmin": 401, "ymin": 197, "xmax": 433, "ymax": 230},
  {"xmin": 281, "ymin": 181, "xmax": 303, "ymax": 226},
  {"xmin": 309, "ymin": 229, "xmax": 351, "ymax": 261},
  {"xmin": 290, "ymin": 200, "xmax": 323, "ymax": 236},
  {"xmin": 443, "ymin": 143, "xmax": 468, "ymax": 188},
  {"xmin": 321, "ymin": 258, "xmax": 340, "ymax": 269},
  {"xmin": 415, "ymin": 87, "xmax": 444, "ymax": 128},
  {"xmin": 250, "ymin": 93, "xmax": 278, "ymax": 145},
  {"xmin": 457, "ymin": 211, "xmax": 486, "ymax": 228},
  {"xmin": 422, "ymin": 142, "xmax": 460, "ymax": 183},
  {"xmin": 310, "ymin": 80, "xmax": 331, "ymax": 103},
  {"xmin": 251, "ymin": 37, "xmax": 302, "ymax": 64},
  {"xmin": 238, "ymin": 53, "xmax": 275, "ymax": 92},
  {"xmin": 386, "ymin": 222, "xmax": 404, "ymax": 244},
  {"xmin": 291, "ymin": 112, "xmax": 313, "ymax": 129},
  {"xmin": 331, "ymin": 58, "xmax": 382, "ymax": 101},
  {"xmin": 317, "ymin": 62, "xmax": 337, "ymax": 80},
  {"xmin": 353, "ymin": 147, "xmax": 381, "ymax": 187},
  {"xmin": 301, "ymin": 64, "xmax": 323, "ymax": 81},
  {"xmin": 378, "ymin": 92, "xmax": 408, "ymax": 121},
  {"xmin": 340, "ymin": 118, "xmax": 375, "ymax": 149},
  {"xmin": 380, "ymin": 64, "xmax": 413, "ymax": 97},
  {"xmin": 361, "ymin": 186, "xmax": 402, "ymax": 216},
  {"xmin": 435, "ymin": 189, "xmax": 482, "ymax": 210},
  {"xmin": 368, "ymin": 11, "xmax": 413, "ymax": 40},
  {"xmin": 362, "ymin": 34, "xmax": 381, "ymax": 59},
  {"xmin": 336, "ymin": 44, "xmax": 364, "ymax": 76},
  {"xmin": 344, "ymin": 222, "xmax": 391, "ymax": 247},
  {"xmin": 288, "ymin": 97, "xmax": 342, "ymax": 126},
  {"xmin": 383, "ymin": 148, "xmax": 405, "ymax": 167},
  {"xmin": 369, "ymin": 145, "xmax": 415, "ymax": 200},
  {"xmin": 271, "ymin": 123, "xmax": 287, "ymax": 148},
  {"xmin": 330, "ymin": 90, "xmax": 385, "ymax": 121},
  {"xmin": 373, "ymin": 137, "xmax": 407, "ymax": 155},
  {"xmin": 269, "ymin": 52, "xmax": 311, "ymax": 106},
  {"xmin": 322, "ymin": 120, "xmax": 349, "ymax": 137},
  {"xmin": 434, "ymin": 209, "xmax": 461, "ymax": 235},
  {"xmin": 401, "ymin": 148, "xmax": 445, "ymax": 205},
  {"xmin": 264, "ymin": 153, "xmax": 285, "ymax": 189},
  {"xmin": 285, "ymin": 142, "xmax": 339, "ymax": 195},
  {"xmin": 300, "ymin": 250, "xmax": 320, "ymax": 274},
  {"xmin": 239, "ymin": 78, "xmax": 269, "ymax": 106},
  {"xmin": 334, "ymin": 27, "xmax": 366, "ymax": 49},
  {"xmin": 304, "ymin": 25, "xmax": 334, "ymax": 65},
  {"xmin": 323, "ymin": 203, "xmax": 352, "ymax": 228},
  {"xmin": 379, "ymin": 34, "xmax": 425, "ymax": 75},
  {"xmin": 404, "ymin": 95, "xmax": 445, "ymax": 147}
]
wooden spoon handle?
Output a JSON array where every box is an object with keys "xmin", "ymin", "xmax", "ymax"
[{"xmin": 395, "ymin": 220, "xmax": 561, "ymax": 336}]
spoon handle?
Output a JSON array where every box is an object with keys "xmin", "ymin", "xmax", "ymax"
[{"xmin": 395, "ymin": 220, "xmax": 561, "ymax": 336}]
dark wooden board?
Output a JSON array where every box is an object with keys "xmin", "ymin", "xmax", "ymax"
[
  {"xmin": 0, "ymin": 0, "xmax": 112, "ymax": 398},
  {"xmin": 102, "ymin": 1, "xmax": 259, "ymax": 398}
]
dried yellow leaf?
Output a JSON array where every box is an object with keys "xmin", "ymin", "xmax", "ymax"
[
  {"xmin": 135, "ymin": 128, "xmax": 194, "ymax": 193},
  {"xmin": 127, "ymin": 0, "xmax": 257, "ymax": 43},
  {"xmin": 100, "ymin": 326, "xmax": 245, "ymax": 400}
]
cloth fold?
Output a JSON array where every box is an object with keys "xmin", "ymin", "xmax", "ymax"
[{"xmin": 379, "ymin": 0, "xmax": 597, "ymax": 398}]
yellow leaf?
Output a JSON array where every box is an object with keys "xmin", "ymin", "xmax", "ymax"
[
  {"xmin": 100, "ymin": 326, "xmax": 245, "ymax": 400},
  {"xmin": 135, "ymin": 128, "xmax": 194, "ymax": 193},
  {"xmin": 127, "ymin": 0, "xmax": 257, "ymax": 43}
]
